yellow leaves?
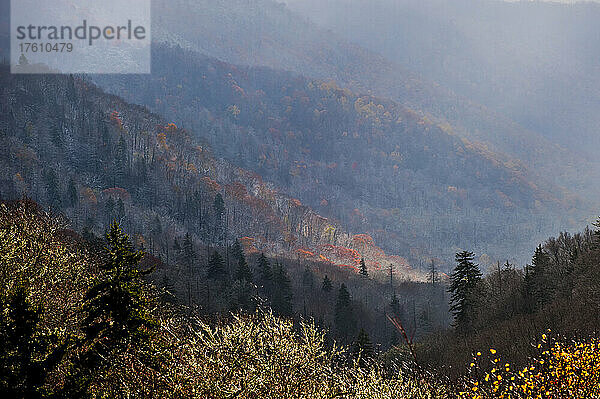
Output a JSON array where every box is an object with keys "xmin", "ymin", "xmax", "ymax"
[
  {"xmin": 0, "ymin": 201, "xmax": 90, "ymax": 329},
  {"xmin": 462, "ymin": 335, "xmax": 600, "ymax": 399},
  {"xmin": 157, "ymin": 132, "xmax": 168, "ymax": 150},
  {"xmin": 490, "ymin": 349, "xmax": 497, "ymax": 355}
]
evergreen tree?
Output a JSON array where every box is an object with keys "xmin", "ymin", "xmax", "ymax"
[
  {"xmin": 229, "ymin": 279, "xmax": 254, "ymax": 313},
  {"xmin": 150, "ymin": 215, "xmax": 162, "ymax": 254},
  {"xmin": 67, "ymin": 178, "xmax": 78, "ymax": 207},
  {"xmin": 352, "ymin": 328, "xmax": 374, "ymax": 366},
  {"xmin": 256, "ymin": 253, "xmax": 273, "ymax": 292},
  {"xmin": 160, "ymin": 273, "xmax": 176, "ymax": 303},
  {"xmin": 389, "ymin": 293, "xmax": 402, "ymax": 346},
  {"xmin": 236, "ymin": 253, "xmax": 253, "ymax": 282},
  {"xmin": 207, "ymin": 251, "xmax": 227, "ymax": 281},
  {"xmin": 271, "ymin": 263, "xmax": 293, "ymax": 316},
  {"xmin": 181, "ymin": 233, "xmax": 196, "ymax": 306},
  {"xmin": 44, "ymin": 168, "xmax": 62, "ymax": 210},
  {"xmin": 0, "ymin": 284, "xmax": 66, "ymax": 398},
  {"xmin": 390, "ymin": 293, "xmax": 402, "ymax": 317},
  {"xmin": 114, "ymin": 135, "xmax": 128, "ymax": 186},
  {"xmin": 522, "ymin": 263, "xmax": 535, "ymax": 313},
  {"xmin": 529, "ymin": 245, "xmax": 552, "ymax": 310},
  {"xmin": 230, "ymin": 253, "xmax": 254, "ymax": 313},
  {"xmin": 151, "ymin": 216, "xmax": 162, "ymax": 239},
  {"xmin": 359, "ymin": 258, "xmax": 368, "ymax": 277},
  {"xmin": 448, "ymin": 251, "xmax": 483, "ymax": 332},
  {"xmin": 75, "ymin": 222, "xmax": 157, "ymax": 393},
  {"xmin": 334, "ymin": 284, "xmax": 355, "ymax": 340},
  {"xmin": 230, "ymin": 239, "xmax": 244, "ymax": 262},
  {"xmin": 322, "ymin": 275, "xmax": 333, "ymax": 293},
  {"xmin": 213, "ymin": 194, "xmax": 225, "ymax": 220}
]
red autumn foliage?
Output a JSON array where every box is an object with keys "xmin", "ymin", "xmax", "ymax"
[
  {"xmin": 201, "ymin": 177, "xmax": 221, "ymax": 192},
  {"xmin": 110, "ymin": 110, "xmax": 123, "ymax": 130},
  {"xmin": 240, "ymin": 237, "xmax": 258, "ymax": 254}
]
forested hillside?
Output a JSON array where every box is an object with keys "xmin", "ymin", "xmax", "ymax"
[
  {"xmin": 417, "ymin": 219, "xmax": 600, "ymax": 394},
  {"xmin": 1, "ymin": 65, "xmax": 450, "ymax": 346},
  {"xmin": 287, "ymin": 0, "xmax": 600, "ymax": 153},
  {"xmin": 97, "ymin": 45, "xmax": 580, "ymax": 267},
  {"xmin": 0, "ymin": 64, "xmax": 385, "ymax": 261},
  {"xmin": 149, "ymin": 0, "xmax": 600, "ymax": 206}
]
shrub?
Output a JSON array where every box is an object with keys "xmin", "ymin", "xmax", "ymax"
[{"xmin": 461, "ymin": 333, "xmax": 600, "ymax": 398}]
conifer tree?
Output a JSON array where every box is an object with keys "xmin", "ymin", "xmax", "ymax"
[
  {"xmin": 213, "ymin": 194, "xmax": 225, "ymax": 242},
  {"xmin": 44, "ymin": 168, "xmax": 62, "ymax": 210},
  {"xmin": 75, "ymin": 221, "xmax": 157, "ymax": 393},
  {"xmin": 389, "ymin": 293, "xmax": 402, "ymax": 346},
  {"xmin": 114, "ymin": 135, "xmax": 128, "ymax": 186},
  {"xmin": 213, "ymin": 194, "xmax": 225, "ymax": 220},
  {"xmin": 230, "ymin": 239, "xmax": 244, "ymax": 262},
  {"xmin": 208, "ymin": 251, "xmax": 228, "ymax": 281},
  {"xmin": 448, "ymin": 251, "xmax": 482, "ymax": 332},
  {"xmin": 334, "ymin": 283, "xmax": 355, "ymax": 340},
  {"xmin": 522, "ymin": 263, "xmax": 535, "ymax": 313},
  {"xmin": 271, "ymin": 263, "xmax": 293, "ymax": 316},
  {"xmin": 230, "ymin": 279, "xmax": 254, "ymax": 313},
  {"xmin": 236, "ymin": 253, "xmax": 253, "ymax": 282},
  {"xmin": 322, "ymin": 275, "xmax": 333, "ymax": 293},
  {"xmin": 67, "ymin": 178, "xmax": 78, "ymax": 208},
  {"xmin": 256, "ymin": 253, "xmax": 273, "ymax": 292},
  {"xmin": 359, "ymin": 258, "xmax": 368, "ymax": 277},
  {"xmin": 116, "ymin": 198, "xmax": 125, "ymax": 222},
  {"xmin": 390, "ymin": 293, "xmax": 402, "ymax": 317},
  {"xmin": 0, "ymin": 284, "xmax": 66, "ymax": 397},
  {"xmin": 172, "ymin": 237, "xmax": 181, "ymax": 254},
  {"xmin": 352, "ymin": 328, "xmax": 374, "ymax": 366},
  {"xmin": 530, "ymin": 244, "xmax": 551, "ymax": 310}
]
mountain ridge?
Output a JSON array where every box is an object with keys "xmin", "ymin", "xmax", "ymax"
[
  {"xmin": 0, "ymin": 64, "xmax": 423, "ymax": 280},
  {"xmin": 94, "ymin": 44, "xmax": 582, "ymax": 267}
]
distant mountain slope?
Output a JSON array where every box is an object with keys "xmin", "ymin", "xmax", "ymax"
[
  {"xmin": 96, "ymin": 45, "xmax": 582, "ymax": 266},
  {"xmin": 149, "ymin": 0, "xmax": 600, "ymax": 205},
  {"xmin": 285, "ymin": 0, "xmax": 600, "ymax": 186},
  {"xmin": 0, "ymin": 65, "xmax": 420, "ymax": 279}
]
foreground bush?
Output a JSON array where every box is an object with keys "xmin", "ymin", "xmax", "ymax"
[
  {"xmin": 461, "ymin": 334, "xmax": 600, "ymax": 399},
  {"xmin": 164, "ymin": 311, "xmax": 448, "ymax": 398}
]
